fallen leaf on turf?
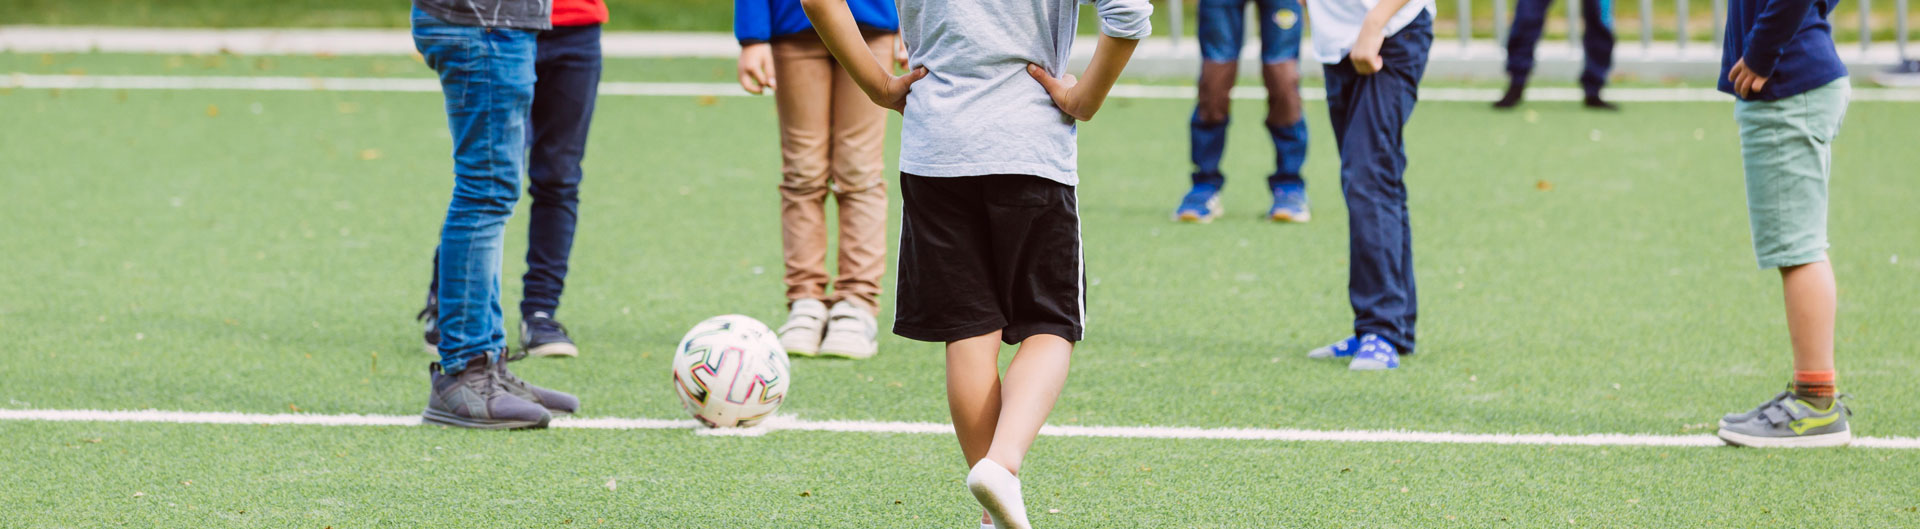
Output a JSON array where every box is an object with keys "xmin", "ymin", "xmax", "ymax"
[
  {"xmin": 288, "ymin": 404, "xmax": 300, "ymax": 412},
  {"xmin": 206, "ymin": 104, "xmax": 220, "ymax": 117},
  {"xmin": 133, "ymin": 491, "xmax": 145, "ymax": 497},
  {"xmin": 1400, "ymin": 487, "xmax": 1409, "ymax": 493},
  {"xmin": 358, "ymin": 149, "xmax": 382, "ymax": 161},
  {"xmin": 1535, "ymin": 180, "xmax": 1553, "ymax": 191},
  {"xmin": 180, "ymin": 480, "xmax": 192, "ymax": 486},
  {"xmin": 604, "ymin": 478, "xmax": 616, "ymax": 491},
  {"xmin": 696, "ymin": 95, "xmax": 719, "ymax": 106},
  {"xmin": 83, "ymin": 438, "xmax": 102, "ymax": 444},
  {"xmin": 1048, "ymin": 509, "xmax": 1061, "ymax": 514},
  {"xmin": 798, "ymin": 490, "xmax": 811, "ymax": 497}
]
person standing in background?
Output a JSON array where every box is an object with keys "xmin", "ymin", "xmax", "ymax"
[
  {"xmin": 411, "ymin": 0, "xmax": 580, "ymax": 429},
  {"xmin": 735, "ymin": 0, "xmax": 901, "ymax": 360},
  {"xmin": 1493, "ymin": 0, "xmax": 1617, "ymax": 109},
  {"xmin": 1176, "ymin": 0, "xmax": 1313, "ymax": 224},
  {"xmin": 417, "ymin": 0, "xmax": 607, "ymax": 360}
]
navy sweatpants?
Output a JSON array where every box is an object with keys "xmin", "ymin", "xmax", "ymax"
[
  {"xmin": 431, "ymin": 24, "xmax": 603, "ymax": 319},
  {"xmin": 1505, "ymin": 0, "xmax": 1614, "ymax": 91},
  {"xmin": 1322, "ymin": 13, "xmax": 1430, "ymax": 354}
]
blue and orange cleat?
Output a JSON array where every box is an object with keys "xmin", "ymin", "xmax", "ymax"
[
  {"xmin": 1174, "ymin": 181, "xmax": 1223, "ymax": 223},
  {"xmin": 1267, "ymin": 180, "xmax": 1310, "ymax": 222}
]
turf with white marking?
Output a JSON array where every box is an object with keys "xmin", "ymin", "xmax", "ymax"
[{"xmin": 5, "ymin": 408, "xmax": 1917, "ymax": 449}]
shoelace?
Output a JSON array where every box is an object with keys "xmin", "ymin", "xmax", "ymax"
[{"xmin": 415, "ymin": 305, "xmax": 434, "ymax": 323}]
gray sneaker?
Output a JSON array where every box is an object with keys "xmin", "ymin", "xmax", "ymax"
[
  {"xmin": 495, "ymin": 351, "xmax": 580, "ymax": 415},
  {"xmin": 1717, "ymin": 394, "xmax": 1851, "ymax": 448},
  {"xmin": 1719, "ymin": 390, "xmax": 1791, "ymax": 427},
  {"xmin": 422, "ymin": 355, "xmax": 552, "ymax": 430}
]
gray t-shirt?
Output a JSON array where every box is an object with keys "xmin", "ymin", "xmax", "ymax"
[
  {"xmin": 413, "ymin": 0, "xmax": 552, "ymax": 31},
  {"xmin": 897, "ymin": 0, "xmax": 1152, "ymax": 186}
]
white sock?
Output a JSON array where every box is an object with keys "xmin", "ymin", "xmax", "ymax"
[{"xmin": 966, "ymin": 459, "xmax": 1029, "ymax": 529}]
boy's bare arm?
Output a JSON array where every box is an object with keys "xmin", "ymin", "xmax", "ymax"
[
  {"xmin": 1349, "ymin": 0, "xmax": 1413, "ymax": 74},
  {"xmin": 797, "ymin": 0, "xmax": 927, "ymax": 111},
  {"xmin": 1027, "ymin": 34, "xmax": 1140, "ymax": 121}
]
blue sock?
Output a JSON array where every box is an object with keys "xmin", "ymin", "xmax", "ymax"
[
  {"xmin": 1190, "ymin": 109, "xmax": 1228, "ymax": 186},
  {"xmin": 1266, "ymin": 119, "xmax": 1308, "ymax": 186}
]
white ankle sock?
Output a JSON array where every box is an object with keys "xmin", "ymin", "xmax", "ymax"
[{"xmin": 966, "ymin": 460, "xmax": 1029, "ymax": 529}]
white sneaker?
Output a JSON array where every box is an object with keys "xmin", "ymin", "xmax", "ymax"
[
  {"xmin": 817, "ymin": 301, "xmax": 879, "ymax": 359},
  {"xmin": 966, "ymin": 460, "xmax": 1029, "ymax": 529},
  {"xmin": 778, "ymin": 299, "xmax": 827, "ymax": 356}
]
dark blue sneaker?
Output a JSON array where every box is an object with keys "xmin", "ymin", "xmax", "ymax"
[
  {"xmin": 519, "ymin": 312, "xmax": 579, "ymax": 358},
  {"xmin": 1347, "ymin": 334, "xmax": 1401, "ymax": 371},
  {"xmin": 1267, "ymin": 180, "xmax": 1310, "ymax": 223},
  {"xmin": 1174, "ymin": 181, "xmax": 1223, "ymax": 223},
  {"xmin": 1307, "ymin": 336, "xmax": 1359, "ymax": 359}
]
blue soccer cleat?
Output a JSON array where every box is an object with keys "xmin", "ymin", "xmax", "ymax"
[
  {"xmin": 1174, "ymin": 181, "xmax": 1223, "ymax": 223},
  {"xmin": 1347, "ymin": 334, "xmax": 1401, "ymax": 371},
  {"xmin": 1267, "ymin": 180, "xmax": 1310, "ymax": 223},
  {"xmin": 1307, "ymin": 335, "xmax": 1359, "ymax": 359}
]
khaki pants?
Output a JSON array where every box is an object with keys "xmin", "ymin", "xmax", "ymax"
[{"xmin": 772, "ymin": 33, "xmax": 892, "ymax": 314}]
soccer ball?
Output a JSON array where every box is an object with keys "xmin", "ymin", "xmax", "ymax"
[{"xmin": 670, "ymin": 315, "xmax": 791, "ymax": 428}]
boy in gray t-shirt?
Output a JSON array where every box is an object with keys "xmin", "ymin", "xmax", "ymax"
[{"xmin": 800, "ymin": 0, "xmax": 1150, "ymax": 527}]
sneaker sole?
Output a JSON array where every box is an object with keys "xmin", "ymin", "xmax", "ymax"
[
  {"xmin": 1349, "ymin": 358, "xmax": 1398, "ymax": 370},
  {"xmin": 968, "ymin": 479, "xmax": 1029, "ymax": 529},
  {"xmin": 525, "ymin": 342, "xmax": 579, "ymax": 357},
  {"xmin": 1717, "ymin": 428, "xmax": 1852, "ymax": 448},
  {"xmin": 1174, "ymin": 210, "xmax": 1221, "ymax": 224},
  {"xmin": 421, "ymin": 408, "xmax": 550, "ymax": 430},
  {"xmin": 1270, "ymin": 211, "xmax": 1311, "ymax": 223}
]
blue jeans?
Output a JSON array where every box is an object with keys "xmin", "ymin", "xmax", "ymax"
[
  {"xmin": 1197, "ymin": 0, "xmax": 1304, "ymax": 63},
  {"xmin": 429, "ymin": 24, "xmax": 603, "ymax": 320},
  {"xmin": 1322, "ymin": 13, "xmax": 1431, "ymax": 354},
  {"xmin": 413, "ymin": 6, "xmax": 537, "ymax": 372},
  {"xmin": 1505, "ymin": 0, "xmax": 1614, "ymax": 91}
]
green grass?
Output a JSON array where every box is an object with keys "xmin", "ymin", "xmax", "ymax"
[
  {"xmin": 2, "ymin": 53, "xmax": 1918, "ymax": 527},
  {"xmin": 4, "ymin": 0, "xmax": 1915, "ymax": 42}
]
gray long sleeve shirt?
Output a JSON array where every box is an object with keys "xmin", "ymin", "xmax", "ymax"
[
  {"xmin": 413, "ymin": 0, "xmax": 553, "ymax": 31},
  {"xmin": 897, "ymin": 0, "xmax": 1152, "ymax": 186}
]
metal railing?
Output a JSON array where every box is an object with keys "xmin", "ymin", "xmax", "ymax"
[{"xmin": 1156, "ymin": 0, "xmax": 1913, "ymax": 64}]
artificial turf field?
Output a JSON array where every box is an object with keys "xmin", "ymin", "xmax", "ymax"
[{"xmin": 3, "ymin": 53, "xmax": 1919, "ymax": 528}]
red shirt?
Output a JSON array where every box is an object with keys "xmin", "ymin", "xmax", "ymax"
[{"xmin": 552, "ymin": 0, "xmax": 609, "ymax": 26}]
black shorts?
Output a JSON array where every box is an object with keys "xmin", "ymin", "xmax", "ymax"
[{"xmin": 894, "ymin": 173, "xmax": 1085, "ymax": 345}]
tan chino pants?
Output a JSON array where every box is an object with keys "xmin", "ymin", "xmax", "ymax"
[{"xmin": 771, "ymin": 32, "xmax": 893, "ymax": 315}]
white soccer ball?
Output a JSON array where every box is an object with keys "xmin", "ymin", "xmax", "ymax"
[{"xmin": 671, "ymin": 315, "xmax": 791, "ymax": 428}]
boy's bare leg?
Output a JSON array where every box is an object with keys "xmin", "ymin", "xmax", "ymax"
[
  {"xmin": 947, "ymin": 332, "xmax": 1004, "ymax": 468},
  {"xmin": 945, "ymin": 332, "xmax": 1004, "ymax": 526},
  {"xmin": 983, "ymin": 334, "xmax": 1073, "ymax": 474},
  {"xmin": 1781, "ymin": 259, "xmax": 1837, "ymax": 406}
]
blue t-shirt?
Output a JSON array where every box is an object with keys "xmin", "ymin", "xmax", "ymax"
[
  {"xmin": 1719, "ymin": 0, "xmax": 1848, "ymax": 100},
  {"xmin": 734, "ymin": 0, "xmax": 898, "ymax": 44}
]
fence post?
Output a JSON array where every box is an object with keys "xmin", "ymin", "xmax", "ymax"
[
  {"xmin": 1568, "ymin": 0, "xmax": 1581, "ymax": 50},
  {"xmin": 1494, "ymin": 0, "xmax": 1508, "ymax": 44},
  {"xmin": 1677, "ymin": 0, "xmax": 1689, "ymax": 52},
  {"xmin": 1900, "ymin": 0, "xmax": 1911, "ymax": 62},
  {"xmin": 1459, "ymin": 0, "xmax": 1473, "ymax": 48},
  {"xmin": 1713, "ymin": 0, "xmax": 1725, "ymax": 49},
  {"xmin": 1860, "ymin": 0, "xmax": 1871, "ymax": 55},
  {"xmin": 1639, "ymin": 0, "xmax": 1653, "ymax": 51},
  {"xmin": 1167, "ymin": 0, "xmax": 1184, "ymax": 47}
]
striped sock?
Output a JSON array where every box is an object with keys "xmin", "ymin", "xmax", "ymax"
[{"xmin": 1793, "ymin": 370, "xmax": 1836, "ymax": 410}]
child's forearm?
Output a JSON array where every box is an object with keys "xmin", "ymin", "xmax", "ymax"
[
  {"xmin": 1072, "ymin": 35, "xmax": 1141, "ymax": 116},
  {"xmin": 798, "ymin": 0, "xmax": 892, "ymax": 98}
]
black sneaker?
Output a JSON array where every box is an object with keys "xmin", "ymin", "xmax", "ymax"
[
  {"xmin": 1583, "ymin": 93, "xmax": 1620, "ymax": 111},
  {"xmin": 422, "ymin": 355, "xmax": 551, "ymax": 430},
  {"xmin": 1492, "ymin": 78, "xmax": 1526, "ymax": 109},
  {"xmin": 519, "ymin": 312, "xmax": 579, "ymax": 357},
  {"xmin": 417, "ymin": 294, "xmax": 439, "ymax": 354},
  {"xmin": 497, "ymin": 350, "xmax": 580, "ymax": 415}
]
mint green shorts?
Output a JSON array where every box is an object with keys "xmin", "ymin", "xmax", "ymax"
[{"xmin": 1735, "ymin": 77, "xmax": 1850, "ymax": 269}]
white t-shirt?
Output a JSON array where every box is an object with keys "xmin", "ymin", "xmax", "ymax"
[
  {"xmin": 896, "ymin": 0, "xmax": 1153, "ymax": 186},
  {"xmin": 1303, "ymin": 0, "xmax": 1435, "ymax": 65}
]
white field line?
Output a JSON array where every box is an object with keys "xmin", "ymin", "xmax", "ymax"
[
  {"xmin": 4, "ymin": 408, "xmax": 1918, "ymax": 449},
  {"xmin": 8, "ymin": 73, "xmax": 1920, "ymax": 102}
]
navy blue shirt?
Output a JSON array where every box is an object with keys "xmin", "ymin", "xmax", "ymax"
[
  {"xmin": 1720, "ymin": 0, "xmax": 1847, "ymax": 100},
  {"xmin": 735, "ymin": 0, "xmax": 898, "ymax": 44}
]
